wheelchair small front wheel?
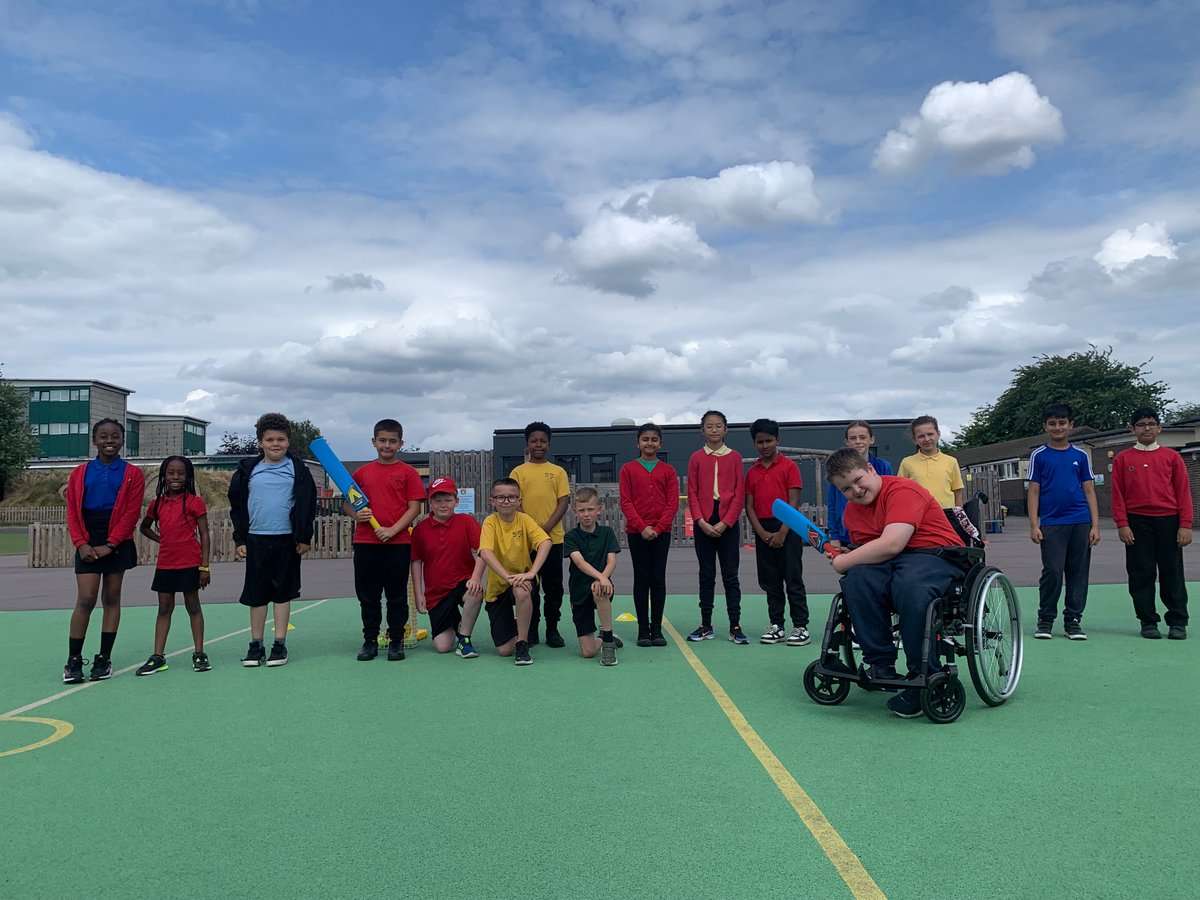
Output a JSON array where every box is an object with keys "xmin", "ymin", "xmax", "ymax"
[
  {"xmin": 921, "ymin": 672, "xmax": 966, "ymax": 724},
  {"xmin": 804, "ymin": 660, "xmax": 851, "ymax": 706}
]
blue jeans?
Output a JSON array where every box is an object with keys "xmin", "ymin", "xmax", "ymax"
[
  {"xmin": 840, "ymin": 553, "xmax": 964, "ymax": 674},
  {"xmin": 1037, "ymin": 523, "xmax": 1091, "ymax": 624}
]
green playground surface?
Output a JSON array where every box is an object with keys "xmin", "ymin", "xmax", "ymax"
[{"xmin": 2, "ymin": 586, "xmax": 1197, "ymax": 899}]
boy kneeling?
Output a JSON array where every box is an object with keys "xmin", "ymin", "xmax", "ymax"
[
  {"xmin": 563, "ymin": 488, "xmax": 622, "ymax": 666},
  {"xmin": 824, "ymin": 448, "xmax": 966, "ymax": 718}
]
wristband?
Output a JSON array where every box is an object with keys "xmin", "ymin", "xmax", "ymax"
[{"xmin": 199, "ymin": 566, "xmax": 211, "ymax": 572}]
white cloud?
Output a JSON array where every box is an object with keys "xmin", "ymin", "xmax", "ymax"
[
  {"xmin": 554, "ymin": 161, "xmax": 826, "ymax": 296},
  {"xmin": 1093, "ymin": 222, "xmax": 1178, "ymax": 273},
  {"xmin": 324, "ymin": 272, "xmax": 385, "ymax": 292},
  {"xmin": 873, "ymin": 72, "xmax": 1065, "ymax": 175}
]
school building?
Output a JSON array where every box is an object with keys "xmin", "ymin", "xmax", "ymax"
[
  {"xmin": 492, "ymin": 418, "xmax": 913, "ymax": 506},
  {"xmin": 12, "ymin": 378, "xmax": 209, "ymax": 460}
]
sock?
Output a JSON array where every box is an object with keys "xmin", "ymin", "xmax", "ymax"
[
  {"xmin": 274, "ymin": 635, "xmax": 286, "ymax": 645},
  {"xmin": 99, "ymin": 631, "xmax": 117, "ymax": 657},
  {"xmin": 69, "ymin": 637, "xmax": 84, "ymax": 658},
  {"xmin": 250, "ymin": 639, "xmax": 264, "ymax": 650},
  {"xmin": 600, "ymin": 630, "xmax": 614, "ymax": 643}
]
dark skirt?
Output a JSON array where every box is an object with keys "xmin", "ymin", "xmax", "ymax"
[
  {"xmin": 151, "ymin": 567, "xmax": 201, "ymax": 594},
  {"xmin": 74, "ymin": 508, "xmax": 138, "ymax": 575}
]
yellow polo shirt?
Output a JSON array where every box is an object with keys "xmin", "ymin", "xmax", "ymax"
[
  {"xmin": 479, "ymin": 512, "xmax": 550, "ymax": 601},
  {"xmin": 897, "ymin": 450, "xmax": 964, "ymax": 509}
]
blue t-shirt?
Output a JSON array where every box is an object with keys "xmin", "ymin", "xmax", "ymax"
[
  {"xmin": 248, "ymin": 457, "xmax": 295, "ymax": 535},
  {"xmin": 83, "ymin": 457, "xmax": 127, "ymax": 511},
  {"xmin": 825, "ymin": 456, "xmax": 893, "ymax": 544},
  {"xmin": 1028, "ymin": 444, "xmax": 1093, "ymax": 526}
]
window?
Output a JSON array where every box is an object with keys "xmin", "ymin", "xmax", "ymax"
[
  {"xmin": 589, "ymin": 454, "xmax": 617, "ymax": 482},
  {"xmin": 555, "ymin": 454, "xmax": 581, "ymax": 482},
  {"xmin": 501, "ymin": 456, "xmax": 525, "ymax": 476},
  {"xmin": 79, "ymin": 387, "xmax": 89, "ymax": 401},
  {"xmin": 49, "ymin": 423, "xmax": 68, "ymax": 435},
  {"xmin": 38, "ymin": 423, "xmax": 48, "ymax": 434}
]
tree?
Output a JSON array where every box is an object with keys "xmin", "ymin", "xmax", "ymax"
[
  {"xmin": 1167, "ymin": 402, "xmax": 1200, "ymax": 424},
  {"xmin": 216, "ymin": 420, "xmax": 322, "ymax": 459},
  {"xmin": 0, "ymin": 366, "xmax": 41, "ymax": 499},
  {"xmin": 952, "ymin": 346, "xmax": 1172, "ymax": 449},
  {"xmin": 216, "ymin": 431, "xmax": 259, "ymax": 455}
]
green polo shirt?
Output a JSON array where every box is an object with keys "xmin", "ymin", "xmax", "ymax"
[{"xmin": 563, "ymin": 524, "xmax": 621, "ymax": 605}]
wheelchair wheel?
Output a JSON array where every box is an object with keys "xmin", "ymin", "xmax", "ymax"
[
  {"xmin": 965, "ymin": 567, "xmax": 1024, "ymax": 706},
  {"xmin": 803, "ymin": 660, "xmax": 851, "ymax": 705},
  {"xmin": 921, "ymin": 671, "xmax": 966, "ymax": 724}
]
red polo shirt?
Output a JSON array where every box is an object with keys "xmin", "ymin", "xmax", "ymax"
[
  {"xmin": 843, "ymin": 476, "xmax": 963, "ymax": 549},
  {"xmin": 148, "ymin": 493, "xmax": 208, "ymax": 569},
  {"xmin": 744, "ymin": 455, "xmax": 802, "ymax": 519},
  {"xmin": 411, "ymin": 513, "xmax": 481, "ymax": 606},
  {"xmin": 352, "ymin": 460, "xmax": 426, "ymax": 545}
]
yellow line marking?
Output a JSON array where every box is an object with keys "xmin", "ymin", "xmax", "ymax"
[
  {"xmin": 662, "ymin": 617, "xmax": 886, "ymax": 900},
  {"xmin": 0, "ymin": 716, "xmax": 74, "ymax": 758}
]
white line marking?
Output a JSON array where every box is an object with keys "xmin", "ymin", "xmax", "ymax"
[{"xmin": 2, "ymin": 598, "xmax": 336, "ymax": 718}]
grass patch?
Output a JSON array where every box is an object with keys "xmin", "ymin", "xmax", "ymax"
[
  {"xmin": 2, "ymin": 467, "xmax": 233, "ymax": 512},
  {"xmin": 0, "ymin": 531, "xmax": 28, "ymax": 556}
]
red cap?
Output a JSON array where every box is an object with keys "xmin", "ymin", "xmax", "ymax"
[{"xmin": 428, "ymin": 476, "xmax": 458, "ymax": 497}]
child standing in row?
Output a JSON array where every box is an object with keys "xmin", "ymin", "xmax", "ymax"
[
  {"xmin": 898, "ymin": 415, "xmax": 963, "ymax": 510},
  {"xmin": 1028, "ymin": 403, "xmax": 1099, "ymax": 640},
  {"xmin": 1111, "ymin": 407, "xmax": 1191, "ymax": 640},
  {"xmin": 229, "ymin": 413, "xmax": 317, "ymax": 668},
  {"xmin": 510, "ymin": 421, "xmax": 571, "ymax": 648},
  {"xmin": 744, "ymin": 418, "xmax": 810, "ymax": 646},
  {"xmin": 479, "ymin": 477, "xmax": 552, "ymax": 666},
  {"xmin": 686, "ymin": 410, "xmax": 746, "ymax": 644},
  {"xmin": 564, "ymin": 488, "xmax": 621, "ymax": 666},
  {"xmin": 826, "ymin": 421, "xmax": 894, "ymax": 548},
  {"xmin": 349, "ymin": 419, "xmax": 425, "ymax": 662},
  {"xmin": 136, "ymin": 456, "xmax": 212, "ymax": 675},
  {"xmin": 412, "ymin": 477, "xmax": 487, "ymax": 658},
  {"xmin": 62, "ymin": 418, "xmax": 146, "ymax": 684},
  {"xmin": 618, "ymin": 423, "xmax": 679, "ymax": 647}
]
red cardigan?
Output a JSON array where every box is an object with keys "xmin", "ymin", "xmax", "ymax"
[
  {"xmin": 1111, "ymin": 446, "xmax": 1193, "ymax": 528},
  {"xmin": 687, "ymin": 447, "xmax": 745, "ymax": 527},
  {"xmin": 65, "ymin": 461, "xmax": 146, "ymax": 549},
  {"xmin": 619, "ymin": 459, "xmax": 680, "ymax": 534}
]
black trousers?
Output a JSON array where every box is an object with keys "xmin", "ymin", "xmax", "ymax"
[
  {"xmin": 628, "ymin": 532, "xmax": 671, "ymax": 630},
  {"xmin": 694, "ymin": 507, "xmax": 741, "ymax": 625},
  {"xmin": 754, "ymin": 517, "xmax": 808, "ymax": 628},
  {"xmin": 1126, "ymin": 514, "xmax": 1189, "ymax": 627},
  {"xmin": 529, "ymin": 542, "xmax": 564, "ymax": 630},
  {"xmin": 353, "ymin": 543, "xmax": 411, "ymax": 639}
]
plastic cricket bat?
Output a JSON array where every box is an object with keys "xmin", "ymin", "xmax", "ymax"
[
  {"xmin": 771, "ymin": 499, "xmax": 845, "ymax": 555},
  {"xmin": 310, "ymin": 437, "xmax": 382, "ymax": 532}
]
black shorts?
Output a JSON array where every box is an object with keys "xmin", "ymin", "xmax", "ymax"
[
  {"xmin": 239, "ymin": 533, "xmax": 302, "ymax": 607},
  {"xmin": 151, "ymin": 567, "xmax": 201, "ymax": 594},
  {"xmin": 74, "ymin": 540, "xmax": 137, "ymax": 575},
  {"xmin": 571, "ymin": 597, "xmax": 598, "ymax": 637},
  {"xmin": 427, "ymin": 582, "xmax": 468, "ymax": 638},
  {"xmin": 485, "ymin": 588, "xmax": 519, "ymax": 647}
]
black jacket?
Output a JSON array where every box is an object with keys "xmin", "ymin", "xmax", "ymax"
[{"xmin": 228, "ymin": 452, "xmax": 317, "ymax": 546}]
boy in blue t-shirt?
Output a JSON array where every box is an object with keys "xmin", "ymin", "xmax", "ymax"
[{"xmin": 1027, "ymin": 403, "xmax": 1100, "ymax": 640}]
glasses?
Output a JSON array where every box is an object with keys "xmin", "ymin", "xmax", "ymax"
[
  {"xmin": 1133, "ymin": 422, "xmax": 1159, "ymax": 428},
  {"xmin": 491, "ymin": 495, "xmax": 519, "ymax": 502}
]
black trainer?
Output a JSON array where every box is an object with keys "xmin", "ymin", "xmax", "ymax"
[
  {"xmin": 650, "ymin": 627, "xmax": 668, "ymax": 647},
  {"xmin": 242, "ymin": 643, "xmax": 266, "ymax": 667},
  {"xmin": 192, "ymin": 651, "xmax": 212, "ymax": 672},
  {"xmin": 89, "ymin": 655, "xmax": 113, "ymax": 681},
  {"xmin": 387, "ymin": 642, "xmax": 406, "ymax": 661},
  {"xmin": 63, "ymin": 655, "xmax": 86, "ymax": 684},
  {"xmin": 514, "ymin": 640, "xmax": 533, "ymax": 666},
  {"xmin": 545, "ymin": 625, "xmax": 565, "ymax": 648},
  {"xmin": 886, "ymin": 688, "xmax": 923, "ymax": 718},
  {"xmin": 357, "ymin": 640, "xmax": 379, "ymax": 661},
  {"xmin": 266, "ymin": 641, "xmax": 289, "ymax": 667},
  {"xmin": 136, "ymin": 654, "xmax": 168, "ymax": 676}
]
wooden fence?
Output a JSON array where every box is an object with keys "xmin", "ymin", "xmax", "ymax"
[{"xmin": 1, "ymin": 506, "xmax": 66, "ymax": 525}]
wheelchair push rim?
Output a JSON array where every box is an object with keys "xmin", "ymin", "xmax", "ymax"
[{"xmin": 965, "ymin": 567, "xmax": 1024, "ymax": 706}]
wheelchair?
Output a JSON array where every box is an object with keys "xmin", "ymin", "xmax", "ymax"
[{"xmin": 802, "ymin": 545, "xmax": 1024, "ymax": 724}]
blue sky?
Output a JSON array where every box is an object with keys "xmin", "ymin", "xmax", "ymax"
[{"xmin": 3, "ymin": 0, "xmax": 1198, "ymax": 456}]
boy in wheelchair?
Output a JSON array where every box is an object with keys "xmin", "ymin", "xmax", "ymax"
[{"xmin": 824, "ymin": 448, "xmax": 970, "ymax": 718}]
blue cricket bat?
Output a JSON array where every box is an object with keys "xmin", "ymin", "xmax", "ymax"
[
  {"xmin": 310, "ymin": 437, "xmax": 382, "ymax": 532},
  {"xmin": 771, "ymin": 499, "xmax": 844, "ymax": 555}
]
